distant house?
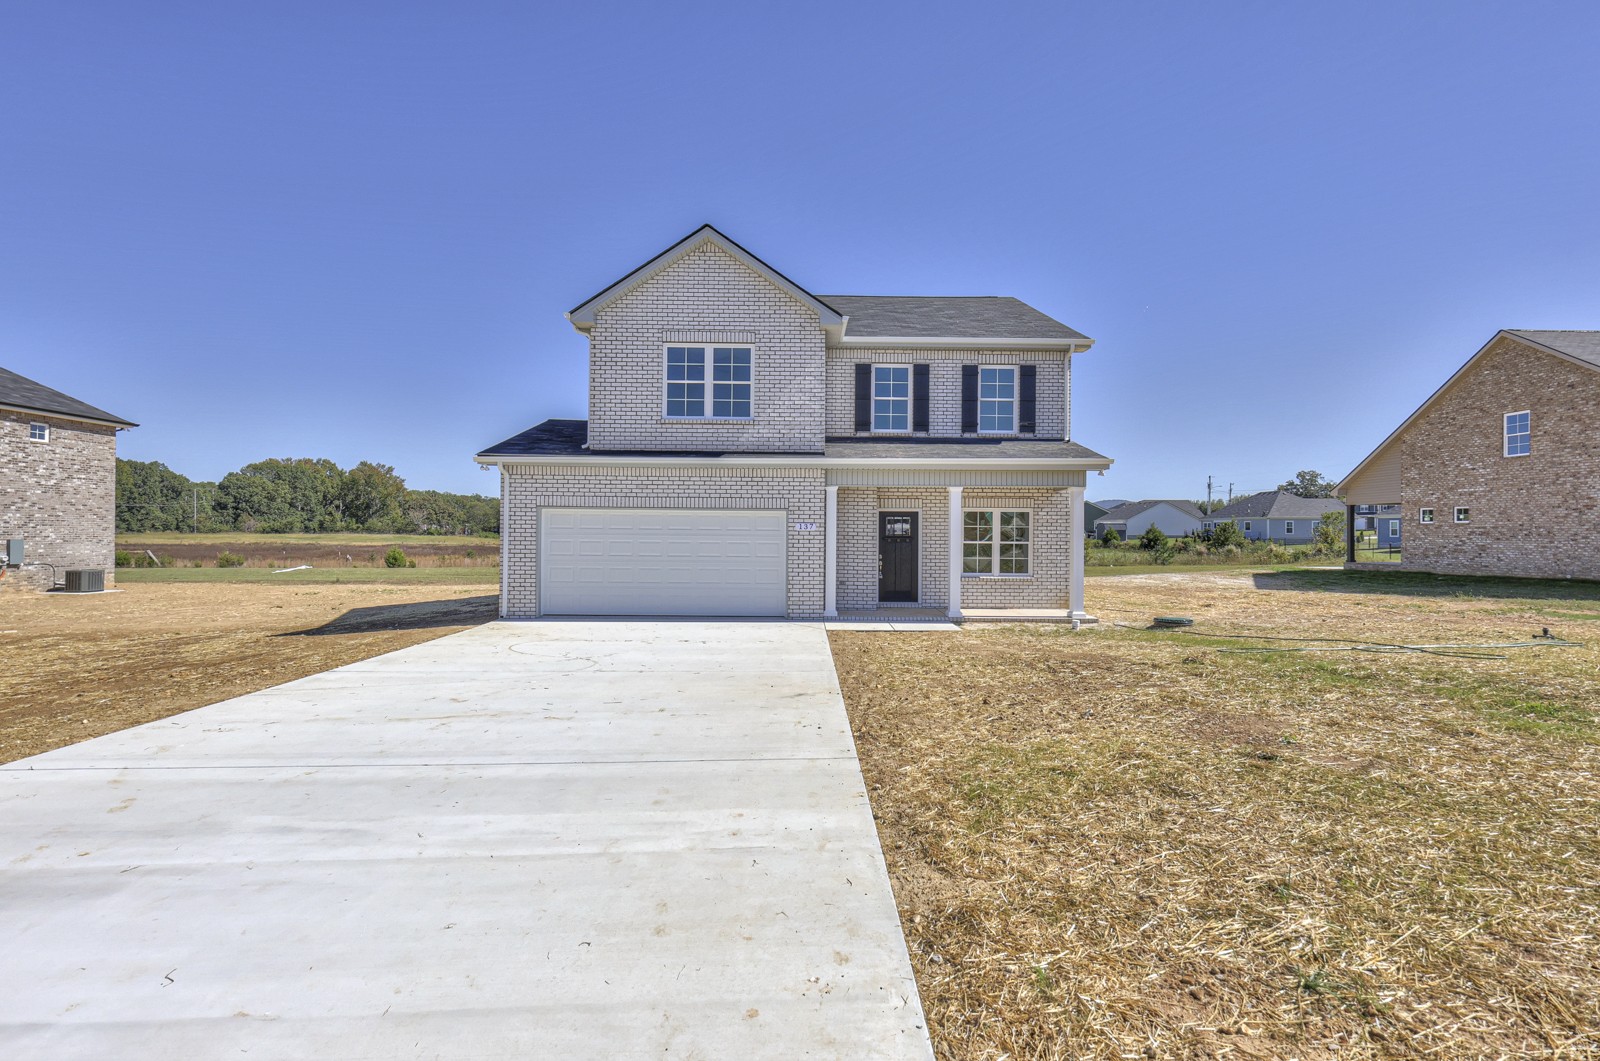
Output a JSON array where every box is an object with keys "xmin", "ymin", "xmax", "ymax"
[
  {"xmin": 0, "ymin": 367, "xmax": 137, "ymax": 592},
  {"xmin": 1338, "ymin": 329, "xmax": 1600, "ymax": 579},
  {"xmin": 1202, "ymin": 490, "xmax": 1342, "ymax": 544},
  {"xmin": 1094, "ymin": 499, "xmax": 1204, "ymax": 540},
  {"xmin": 1083, "ymin": 499, "xmax": 1109, "ymax": 538}
]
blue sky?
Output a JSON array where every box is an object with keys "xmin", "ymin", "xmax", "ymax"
[{"xmin": 4, "ymin": 2, "xmax": 1598, "ymax": 501}]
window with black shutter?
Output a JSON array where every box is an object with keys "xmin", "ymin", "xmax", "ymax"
[
  {"xmin": 912, "ymin": 364, "xmax": 929, "ymax": 432},
  {"xmin": 961, "ymin": 365, "xmax": 979, "ymax": 433},
  {"xmin": 1018, "ymin": 364, "xmax": 1037, "ymax": 434},
  {"xmin": 853, "ymin": 364, "xmax": 872, "ymax": 432}
]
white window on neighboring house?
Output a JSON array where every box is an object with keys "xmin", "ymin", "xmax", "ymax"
[
  {"xmin": 872, "ymin": 365, "xmax": 911, "ymax": 432},
  {"xmin": 977, "ymin": 366, "xmax": 1016, "ymax": 432},
  {"xmin": 1285, "ymin": 521, "xmax": 1295, "ymax": 535},
  {"xmin": 1420, "ymin": 508, "xmax": 1434, "ymax": 523},
  {"xmin": 963, "ymin": 510, "xmax": 1031, "ymax": 575},
  {"xmin": 1389, "ymin": 519, "xmax": 1400, "ymax": 537},
  {"xmin": 1503, "ymin": 411, "xmax": 1530, "ymax": 457},
  {"xmin": 1242, "ymin": 520, "xmax": 1253, "ymax": 532},
  {"xmin": 664, "ymin": 345, "xmax": 752, "ymax": 419},
  {"xmin": 1454, "ymin": 507, "xmax": 1470, "ymax": 523},
  {"xmin": 28, "ymin": 422, "xmax": 49, "ymax": 442}
]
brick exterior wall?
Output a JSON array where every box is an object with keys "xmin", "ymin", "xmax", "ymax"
[
  {"xmin": 503, "ymin": 464, "xmax": 825, "ymax": 618},
  {"xmin": 825, "ymin": 349, "xmax": 1070, "ymax": 439},
  {"xmin": 585, "ymin": 242, "xmax": 827, "ymax": 453},
  {"xmin": 1390, "ymin": 336, "xmax": 1600, "ymax": 580},
  {"xmin": 0, "ymin": 410, "xmax": 119, "ymax": 593},
  {"xmin": 837, "ymin": 486, "xmax": 1072, "ymax": 610}
]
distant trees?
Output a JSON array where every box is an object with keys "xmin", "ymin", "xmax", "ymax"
[
  {"xmin": 1314, "ymin": 510, "xmax": 1346, "ymax": 553},
  {"xmin": 1277, "ymin": 470, "xmax": 1338, "ymax": 498},
  {"xmin": 117, "ymin": 457, "xmax": 498, "ymax": 535}
]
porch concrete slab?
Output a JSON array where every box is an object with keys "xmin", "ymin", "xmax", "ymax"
[{"xmin": 0, "ymin": 621, "xmax": 932, "ymax": 1060}]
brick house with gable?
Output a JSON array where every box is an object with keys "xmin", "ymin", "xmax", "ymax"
[
  {"xmin": 1, "ymin": 366, "xmax": 137, "ymax": 592},
  {"xmin": 476, "ymin": 225, "xmax": 1114, "ymax": 620},
  {"xmin": 1338, "ymin": 329, "xmax": 1600, "ymax": 580}
]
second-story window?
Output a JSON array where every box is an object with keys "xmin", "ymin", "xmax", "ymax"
[
  {"xmin": 872, "ymin": 365, "xmax": 911, "ymax": 432},
  {"xmin": 978, "ymin": 366, "xmax": 1016, "ymax": 432},
  {"xmin": 665, "ymin": 345, "xmax": 752, "ymax": 419},
  {"xmin": 1503, "ymin": 411, "xmax": 1530, "ymax": 457}
]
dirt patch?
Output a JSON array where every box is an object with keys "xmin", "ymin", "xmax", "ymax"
[
  {"xmin": 833, "ymin": 569, "xmax": 1600, "ymax": 1060},
  {"xmin": 0, "ymin": 582, "xmax": 496, "ymax": 763}
]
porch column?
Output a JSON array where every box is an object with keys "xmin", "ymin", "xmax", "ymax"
[
  {"xmin": 1068, "ymin": 484, "xmax": 1088, "ymax": 619},
  {"xmin": 1345, "ymin": 504, "xmax": 1356, "ymax": 563},
  {"xmin": 947, "ymin": 486, "xmax": 963, "ymax": 618},
  {"xmin": 824, "ymin": 485, "xmax": 839, "ymax": 617}
]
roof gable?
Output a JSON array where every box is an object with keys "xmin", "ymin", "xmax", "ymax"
[
  {"xmin": 1208, "ymin": 490, "xmax": 1341, "ymax": 520},
  {"xmin": 1096, "ymin": 499, "xmax": 1204, "ymax": 523},
  {"xmin": 567, "ymin": 225, "xmax": 843, "ymax": 336},
  {"xmin": 1338, "ymin": 329, "xmax": 1600, "ymax": 495},
  {"xmin": 0, "ymin": 366, "xmax": 136, "ymax": 427}
]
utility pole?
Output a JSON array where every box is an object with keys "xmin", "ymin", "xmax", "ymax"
[
  {"xmin": 1228, "ymin": 482, "xmax": 1235, "ymax": 503},
  {"xmin": 1206, "ymin": 476, "xmax": 1213, "ymax": 514}
]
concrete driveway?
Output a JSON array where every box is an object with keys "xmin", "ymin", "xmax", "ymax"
[{"xmin": 0, "ymin": 621, "xmax": 932, "ymax": 1060}]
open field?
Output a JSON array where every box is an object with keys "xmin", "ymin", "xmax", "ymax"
[
  {"xmin": 118, "ymin": 532, "xmax": 499, "ymax": 569},
  {"xmin": 833, "ymin": 569, "xmax": 1600, "ymax": 1060},
  {"xmin": 115, "ymin": 566, "xmax": 500, "ymax": 585},
  {"xmin": 0, "ymin": 580, "xmax": 496, "ymax": 763}
]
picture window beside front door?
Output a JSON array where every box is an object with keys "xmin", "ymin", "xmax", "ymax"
[
  {"xmin": 872, "ymin": 366, "xmax": 911, "ymax": 432},
  {"xmin": 978, "ymin": 367, "xmax": 1016, "ymax": 432},
  {"xmin": 963, "ymin": 510, "xmax": 1030, "ymax": 575},
  {"xmin": 665, "ymin": 345, "xmax": 751, "ymax": 418}
]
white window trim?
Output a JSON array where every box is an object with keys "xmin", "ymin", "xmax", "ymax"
[
  {"xmin": 1242, "ymin": 520, "xmax": 1253, "ymax": 532},
  {"xmin": 662, "ymin": 343, "xmax": 754, "ymax": 421},
  {"xmin": 976, "ymin": 365, "xmax": 1018, "ymax": 435},
  {"xmin": 1503, "ymin": 410, "xmax": 1531, "ymax": 458},
  {"xmin": 1388, "ymin": 519, "xmax": 1400, "ymax": 537},
  {"xmin": 871, "ymin": 364, "xmax": 913, "ymax": 434},
  {"xmin": 1285, "ymin": 521, "xmax": 1295, "ymax": 535},
  {"xmin": 961, "ymin": 507, "xmax": 1033, "ymax": 578},
  {"xmin": 1454, "ymin": 507, "xmax": 1470, "ymax": 523},
  {"xmin": 1419, "ymin": 508, "xmax": 1434, "ymax": 524},
  {"xmin": 27, "ymin": 422, "xmax": 49, "ymax": 442}
]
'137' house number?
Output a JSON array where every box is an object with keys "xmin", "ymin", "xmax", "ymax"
[{"xmin": 793, "ymin": 521, "xmax": 819, "ymax": 531}]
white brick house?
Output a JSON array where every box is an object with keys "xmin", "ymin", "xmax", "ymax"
[{"xmin": 476, "ymin": 226, "xmax": 1113, "ymax": 620}]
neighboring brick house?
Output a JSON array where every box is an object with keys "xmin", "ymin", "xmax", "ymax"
[
  {"xmin": 1201, "ymin": 490, "xmax": 1343, "ymax": 544},
  {"xmin": 1093, "ymin": 499, "xmax": 1203, "ymax": 540},
  {"xmin": 0, "ymin": 367, "xmax": 137, "ymax": 592},
  {"xmin": 476, "ymin": 225, "xmax": 1113, "ymax": 620},
  {"xmin": 1338, "ymin": 329, "xmax": 1600, "ymax": 579}
]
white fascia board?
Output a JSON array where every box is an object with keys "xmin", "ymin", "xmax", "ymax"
[
  {"xmin": 0, "ymin": 402, "xmax": 134, "ymax": 429},
  {"xmin": 834, "ymin": 336, "xmax": 1091, "ymax": 351},
  {"xmin": 566, "ymin": 226, "xmax": 843, "ymax": 333},
  {"xmin": 477, "ymin": 453, "xmax": 1113, "ymax": 471}
]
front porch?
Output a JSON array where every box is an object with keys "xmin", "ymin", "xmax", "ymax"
[{"xmin": 820, "ymin": 474, "xmax": 1092, "ymax": 623}]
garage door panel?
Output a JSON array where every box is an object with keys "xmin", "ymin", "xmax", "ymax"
[{"xmin": 539, "ymin": 508, "xmax": 786, "ymax": 616}]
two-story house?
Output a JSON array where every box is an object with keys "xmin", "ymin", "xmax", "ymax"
[
  {"xmin": 1338, "ymin": 329, "xmax": 1600, "ymax": 579},
  {"xmin": 476, "ymin": 226, "xmax": 1113, "ymax": 620}
]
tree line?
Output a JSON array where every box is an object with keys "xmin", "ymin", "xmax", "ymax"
[{"xmin": 116, "ymin": 457, "xmax": 499, "ymax": 536}]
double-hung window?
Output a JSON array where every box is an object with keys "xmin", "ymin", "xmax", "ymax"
[
  {"xmin": 1419, "ymin": 508, "xmax": 1434, "ymax": 524},
  {"xmin": 872, "ymin": 365, "xmax": 911, "ymax": 432},
  {"xmin": 28, "ymin": 422, "xmax": 49, "ymax": 442},
  {"xmin": 977, "ymin": 367, "xmax": 1016, "ymax": 433},
  {"xmin": 1285, "ymin": 521, "xmax": 1295, "ymax": 535},
  {"xmin": 1504, "ymin": 411, "xmax": 1530, "ymax": 457},
  {"xmin": 665, "ymin": 346, "xmax": 751, "ymax": 418},
  {"xmin": 963, "ymin": 510, "xmax": 1030, "ymax": 575},
  {"xmin": 1455, "ymin": 507, "xmax": 1470, "ymax": 523}
]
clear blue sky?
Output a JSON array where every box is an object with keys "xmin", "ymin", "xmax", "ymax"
[{"xmin": 5, "ymin": 2, "xmax": 1598, "ymax": 501}]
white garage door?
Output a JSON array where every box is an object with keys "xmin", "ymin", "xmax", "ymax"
[{"xmin": 539, "ymin": 508, "xmax": 787, "ymax": 617}]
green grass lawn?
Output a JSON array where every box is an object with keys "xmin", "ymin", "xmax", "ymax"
[
  {"xmin": 120, "ymin": 531, "xmax": 498, "ymax": 547},
  {"xmin": 1086, "ymin": 561, "xmax": 1334, "ymax": 578},
  {"xmin": 115, "ymin": 566, "xmax": 500, "ymax": 585}
]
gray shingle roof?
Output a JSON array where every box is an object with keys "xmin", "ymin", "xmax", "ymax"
[
  {"xmin": 1207, "ymin": 490, "xmax": 1343, "ymax": 520},
  {"xmin": 1506, "ymin": 330, "xmax": 1600, "ymax": 370},
  {"xmin": 1095, "ymin": 499, "xmax": 1205, "ymax": 524},
  {"xmin": 0, "ymin": 366, "xmax": 135, "ymax": 426},
  {"xmin": 478, "ymin": 419, "xmax": 1110, "ymax": 463},
  {"xmin": 819, "ymin": 295, "xmax": 1090, "ymax": 343}
]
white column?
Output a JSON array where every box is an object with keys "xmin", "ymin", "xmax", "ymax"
[
  {"xmin": 1068, "ymin": 484, "xmax": 1088, "ymax": 620},
  {"xmin": 824, "ymin": 485, "xmax": 839, "ymax": 618},
  {"xmin": 947, "ymin": 486, "xmax": 963, "ymax": 619}
]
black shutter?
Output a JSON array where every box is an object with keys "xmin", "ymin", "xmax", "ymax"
[
  {"xmin": 960, "ymin": 365, "xmax": 979, "ymax": 433},
  {"xmin": 1018, "ymin": 364, "xmax": 1037, "ymax": 434},
  {"xmin": 912, "ymin": 364, "xmax": 930, "ymax": 432},
  {"xmin": 854, "ymin": 364, "xmax": 872, "ymax": 432}
]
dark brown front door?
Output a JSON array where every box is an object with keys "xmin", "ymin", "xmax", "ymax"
[{"xmin": 878, "ymin": 511, "xmax": 918, "ymax": 603}]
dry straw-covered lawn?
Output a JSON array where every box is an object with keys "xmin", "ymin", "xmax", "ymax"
[{"xmin": 832, "ymin": 569, "xmax": 1600, "ymax": 1060}]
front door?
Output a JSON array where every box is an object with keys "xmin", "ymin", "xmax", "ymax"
[{"xmin": 878, "ymin": 511, "xmax": 919, "ymax": 603}]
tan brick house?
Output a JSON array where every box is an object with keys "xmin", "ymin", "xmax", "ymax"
[
  {"xmin": 1, "ymin": 366, "xmax": 137, "ymax": 592},
  {"xmin": 1338, "ymin": 330, "xmax": 1600, "ymax": 580},
  {"xmin": 476, "ymin": 225, "xmax": 1113, "ymax": 620}
]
